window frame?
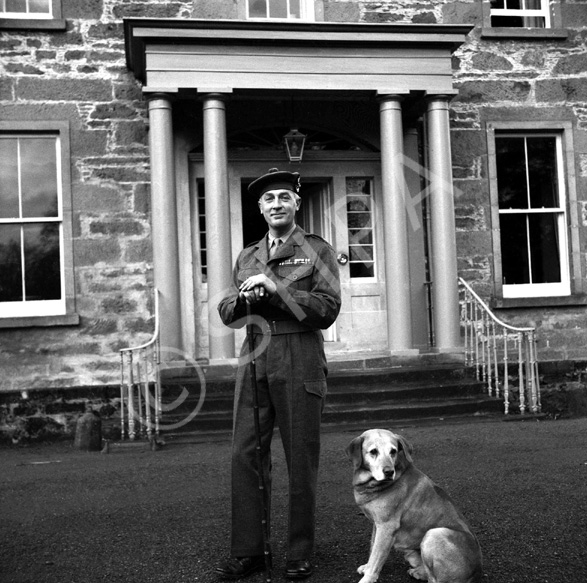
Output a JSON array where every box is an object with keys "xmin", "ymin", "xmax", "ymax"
[
  {"xmin": 245, "ymin": 0, "xmax": 316, "ymax": 22},
  {"xmin": 486, "ymin": 121, "xmax": 582, "ymax": 305},
  {"xmin": 481, "ymin": 0, "xmax": 567, "ymax": 39},
  {"xmin": 0, "ymin": 0, "xmax": 65, "ymax": 30},
  {"xmin": 345, "ymin": 176, "xmax": 377, "ymax": 282},
  {"xmin": 0, "ymin": 121, "xmax": 78, "ymax": 328},
  {"xmin": 489, "ymin": 0, "xmax": 551, "ymax": 29}
]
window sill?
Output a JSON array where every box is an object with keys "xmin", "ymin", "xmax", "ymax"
[
  {"xmin": 0, "ymin": 18, "xmax": 67, "ymax": 31},
  {"xmin": 491, "ymin": 295, "xmax": 587, "ymax": 310},
  {"xmin": 481, "ymin": 28, "xmax": 569, "ymax": 40},
  {"xmin": 0, "ymin": 313, "xmax": 80, "ymax": 329}
]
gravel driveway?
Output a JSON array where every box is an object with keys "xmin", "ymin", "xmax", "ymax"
[{"xmin": 1, "ymin": 417, "xmax": 586, "ymax": 583}]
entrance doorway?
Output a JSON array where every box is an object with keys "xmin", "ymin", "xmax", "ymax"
[{"xmin": 190, "ymin": 156, "xmax": 431, "ymax": 357}]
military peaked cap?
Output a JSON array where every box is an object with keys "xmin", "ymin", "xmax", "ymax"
[{"xmin": 248, "ymin": 168, "xmax": 301, "ymax": 198}]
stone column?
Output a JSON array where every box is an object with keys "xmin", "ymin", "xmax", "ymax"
[
  {"xmin": 426, "ymin": 96, "xmax": 461, "ymax": 351},
  {"xmin": 379, "ymin": 96, "xmax": 414, "ymax": 352},
  {"xmin": 202, "ymin": 93, "xmax": 234, "ymax": 361},
  {"xmin": 148, "ymin": 94, "xmax": 182, "ymax": 352}
]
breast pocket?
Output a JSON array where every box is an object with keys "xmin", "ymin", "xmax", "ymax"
[{"xmin": 277, "ymin": 264, "xmax": 314, "ymax": 288}]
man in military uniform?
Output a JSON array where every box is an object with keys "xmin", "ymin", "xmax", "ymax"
[{"xmin": 216, "ymin": 169, "xmax": 341, "ymax": 580}]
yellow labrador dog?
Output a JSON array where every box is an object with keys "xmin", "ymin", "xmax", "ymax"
[{"xmin": 346, "ymin": 429, "xmax": 483, "ymax": 583}]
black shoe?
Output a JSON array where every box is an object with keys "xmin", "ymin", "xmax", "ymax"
[
  {"xmin": 285, "ymin": 560, "xmax": 313, "ymax": 579},
  {"xmin": 216, "ymin": 556, "xmax": 265, "ymax": 579}
]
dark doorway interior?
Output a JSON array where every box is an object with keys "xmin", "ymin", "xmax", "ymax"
[{"xmin": 241, "ymin": 180, "xmax": 324, "ymax": 247}]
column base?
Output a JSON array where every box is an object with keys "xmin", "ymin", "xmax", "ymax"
[
  {"xmin": 207, "ymin": 357, "xmax": 240, "ymax": 368},
  {"xmin": 388, "ymin": 348, "xmax": 421, "ymax": 357},
  {"xmin": 429, "ymin": 346, "xmax": 466, "ymax": 356}
]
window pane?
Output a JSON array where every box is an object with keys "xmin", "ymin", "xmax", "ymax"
[
  {"xmin": 269, "ymin": 0, "xmax": 288, "ymax": 18},
  {"xmin": 526, "ymin": 0, "xmax": 543, "ymax": 9},
  {"xmin": 347, "ymin": 212, "xmax": 372, "ymax": 229},
  {"xmin": 350, "ymin": 263, "xmax": 374, "ymax": 278},
  {"xmin": 522, "ymin": 16, "xmax": 545, "ymax": 27},
  {"xmin": 6, "ymin": 0, "xmax": 27, "ymax": 12},
  {"xmin": 249, "ymin": 0, "xmax": 267, "ymax": 18},
  {"xmin": 491, "ymin": 15, "xmax": 523, "ymax": 26},
  {"xmin": 0, "ymin": 224, "xmax": 23, "ymax": 302},
  {"xmin": 349, "ymin": 229, "xmax": 373, "ymax": 245},
  {"xmin": 346, "ymin": 178, "xmax": 371, "ymax": 195},
  {"xmin": 527, "ymin": 137, "xmax": 558, "ymax": 208},
  {"xmin": 491, "ymin": 0, "xmax": 505, "ymax": 7},
  {"xmin": 507, "ymin": 0, "xmax": 522, "ymax": 8},
  {"xmin": 20, "ymin": 138, "xmax": 59, "ymax": 218},
  {"xmin": 529, "ymin": 214, "xmax": 561, "ymax": 284},
  {"xmin": 23, "ymin": 223, "xmax": 61, "ymax": 301},
  {"xmin": 349, "ymin": 246, "xmax": 374, "ymax": 262},
  {"xmin": 290, "ymin": 0, "xmax": 301, "ymax": 18},
  {"xmin": 347, "ymin": 196, "xmax": 370, "ymax": 212},
  {"xmin": 29, "ymin": 0, "xmax": 51, "ymax": 14},
  {"xmin": 499, "ymin": 214, "xmax": 530, "ymax": 285},
  {"xmin": 496, "ymin": 137, "xmax": 528, "ymax": 209},
  {"xmin": 0, "ymin": 138, "xmax": 20, "ymax": 219}
]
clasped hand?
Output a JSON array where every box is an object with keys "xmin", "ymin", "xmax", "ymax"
[{"xmin": 239, "ymin": 274, "xmax": 277, "ymax": 304}]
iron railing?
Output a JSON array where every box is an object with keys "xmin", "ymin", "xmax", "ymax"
[
  {"xmin": 119, "ymin": 289, "xmax": 162, "ymax": 440},
  {"xmin": 459, "ymin": 278, "xmax": 541, "ymax": 415}
]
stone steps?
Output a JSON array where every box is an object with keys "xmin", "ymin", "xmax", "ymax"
[{"xmin": 157, "ymin": 365, "xmax": 504, "ymax": 439}]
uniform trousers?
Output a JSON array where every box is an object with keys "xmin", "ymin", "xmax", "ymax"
[{"xmin": 230, "ymin": 329, "xmax": 327, "ymax": 561}]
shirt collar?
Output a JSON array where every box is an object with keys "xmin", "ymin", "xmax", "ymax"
[{"xmin": 268, "ymin": 223, "xmax": 297, "ymax": 246}]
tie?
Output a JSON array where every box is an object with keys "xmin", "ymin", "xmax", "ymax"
[{"xmin": 270, "ymin": 238, "xmax": 282, "ymax": 258}]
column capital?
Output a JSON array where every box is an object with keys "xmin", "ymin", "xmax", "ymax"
[
  {"xmin": 377, "ymin": 93, "xmax": 407, "ymax": 104},
  {"xmin": 147, "ymin": 93, "xmax": 174, "ymax": 113},
  {"xmin": 425, "ymin": 91, "xmax": 459, "ymax": 108},
  {"xmin": 199, "ymin": 91, "xmax": 231, "ymax": 101},
  {"xmin": 144, "ymin": 88, "xmax": 177, "ymax": 99}
]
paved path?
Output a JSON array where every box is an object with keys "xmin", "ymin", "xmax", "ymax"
[{"xmin": 1, "ymin": 418, "xmax": 587, "ymax": 583}]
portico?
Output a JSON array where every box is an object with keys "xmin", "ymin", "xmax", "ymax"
[{"xmin": 124, "ymin": 19, "xmax": 472, "ymax": 362}]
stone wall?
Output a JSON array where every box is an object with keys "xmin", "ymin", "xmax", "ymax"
[
  {"xmin": 0, "ymin": 1, "xmax": 193, "ymax": 392},
  {"xmin": 1, "ymin": 0, "xmax": 587, "ymax": 398},
  {"xmin": 444, "ymin": 0, "xmax": 587, "ymax": 361}
]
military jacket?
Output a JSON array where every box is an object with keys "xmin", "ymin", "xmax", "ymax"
[{"xmin": 218, "ymin": 225, "xmax": 341, "ymax": 331}]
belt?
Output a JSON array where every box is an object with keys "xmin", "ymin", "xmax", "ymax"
[{"xmin": 253, "ymin": 319, "xmax": 316, "ymax": 336}]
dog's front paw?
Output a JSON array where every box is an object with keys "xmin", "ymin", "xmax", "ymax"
[
  {"xmin": 356, "ymin": 566, "xmax": 378, "ymax": 583},
  {"xmin": 407, "ymin": 566, "xmax": 428, "ymax": 581}
]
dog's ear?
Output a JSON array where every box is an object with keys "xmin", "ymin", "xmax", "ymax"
[
  {"xmin": 397, "ymin": 434, "xmax": 413, "ymax": 464},
  {"xmin": 345, "ymin": 435, "xmax": 364, "ymax": 470}
]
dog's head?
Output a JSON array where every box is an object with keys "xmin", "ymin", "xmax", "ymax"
[{"xmin": 345, "ymin": 429, "xmax": 413, "ymax": 484}]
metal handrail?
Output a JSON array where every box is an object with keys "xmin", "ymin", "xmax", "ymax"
[
  {"xmin": 119, "ymin": 289, "xmax": 162, "ymax": 440},
  {"xmin": 459, "ymin": 278, "xmax": 541, "ymax": 415}
]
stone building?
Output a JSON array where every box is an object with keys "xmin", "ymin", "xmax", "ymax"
[{"xmin": 1, "ymin": 1, "xmax": 586, "ymax": 400}]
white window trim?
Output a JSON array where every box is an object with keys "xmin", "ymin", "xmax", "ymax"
[
  {"xmin": 487, "ymin": 122, "xmax": 582, "ymax": 301},
  {"xmin": 0, "ymin": 135, "xmax": 65, "ymax": 317},
  {"xmin": 490, "ymin": 0, "xmax": 551, "ymax": 28},
  {"xmin": 346, "ymin": 177, "xmax": 377, "ymax": 283},
  {"xmin": 498, "ymin": 133, "xmax": 569, "ymax": 298},
  {"xmin": 0, "ymin": 121, "xmax": 77, "ymax": 327},
  {"xmin": 246, "ymin": 0, "xmax": 316, "ymax": 22}
]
